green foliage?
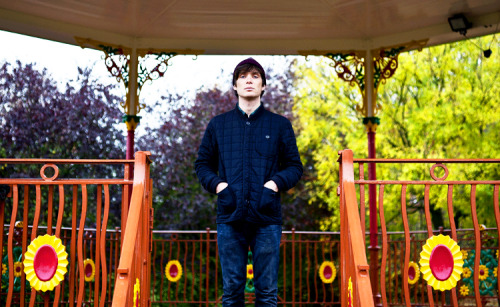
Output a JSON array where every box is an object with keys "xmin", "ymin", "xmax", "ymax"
[
  {"xmin": 293, "ymin": 57, "xmax": 366, "ymax": 230},
  {"xmin": 293, "ymin": 34, "xmax": 500, "ymax": 231}
]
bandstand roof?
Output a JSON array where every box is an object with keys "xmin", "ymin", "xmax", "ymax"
[{"xmin": 0, "ymin": 0, "xmax": 499, "ymax": 55}]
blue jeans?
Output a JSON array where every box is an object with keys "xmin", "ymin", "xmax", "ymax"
[{"xmin": 217, "ymin": 222, "xmax": 282, "ymax": 306}]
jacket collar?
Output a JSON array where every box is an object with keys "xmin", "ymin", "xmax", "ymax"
[{"xmin": 235, "ymin": 103, "xmax": 265, "ymax": 121}]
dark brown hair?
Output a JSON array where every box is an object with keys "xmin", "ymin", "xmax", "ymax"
[{"xmin": 232, "ymin": 63, "xmax": 266, "ymax": 97}]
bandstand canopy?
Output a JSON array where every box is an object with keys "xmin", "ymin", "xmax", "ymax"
[{"xmin": 0, "ymin": 0, "xmax": 499, "ymax": 55}]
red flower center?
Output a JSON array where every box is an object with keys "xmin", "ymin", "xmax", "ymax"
[
  {"xmin": 480, "ymin": 269, "xmax": 485, "ymax": 275},
  {"xmin": 169, "ymin": 264, "xmax": 178, "ymax": 277},
  {"xmin": 248, "ymin": 269, "xmax": 253, "ymax": 275},
  {"xmin": 429, "ymin": 244, "xmax": 454, "ymax": 281},
  {"xmin": 408, "ymin": 266, "xmax": 416, "ymax": 280},
  {"xmin": 33, "ymin": 244, "xmax": 58, "ymax": 281},
  {"xmin": 323, "ymin": 265, "xmax": 333, "ymax": 279},
  {"xmin": 16, "ymin": 265, "xmax": 21, "ymax": 272},
  {"xmin": 85, "ymin": 263, "xmax": 93, "ymax": 277}
]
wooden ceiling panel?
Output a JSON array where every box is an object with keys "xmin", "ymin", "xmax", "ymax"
[{"xmin": 0, "ymin": 0, "xmax": 498, "ymax": 54}]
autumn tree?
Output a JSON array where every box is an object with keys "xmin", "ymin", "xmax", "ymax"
[
  {"xmin": 293, "ymin": 34, "xmax": 500, "ymax": 230},
  {"xmin": 0, "ymin": 60, "xmax": 125, "ymax": 226},
  {"xmin": 376, "ymin": 36, "xmax": 500, "ymax": 230}
]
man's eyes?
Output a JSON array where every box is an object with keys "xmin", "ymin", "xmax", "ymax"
[{"xmin": 240, "ymin": 74, "xmax": 259, "ymax": 78}]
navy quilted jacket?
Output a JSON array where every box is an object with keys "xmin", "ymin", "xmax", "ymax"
[{"xmin": 195, "ymin": 105, "xmax": 303, "ymax": 224}]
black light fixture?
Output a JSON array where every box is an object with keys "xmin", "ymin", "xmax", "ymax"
[{"xmin": 448, "ymin": 14, "xmax": 472, "ymax": 36}]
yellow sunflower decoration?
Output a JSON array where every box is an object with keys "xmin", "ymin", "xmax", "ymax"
[
  {"xmin": 347, "ymin": 276, "xmax": 353, "ymax": 307},
  {"xmin": 319, "ymin": 261, "xmax": 336, "ymax": 284},
  {"xmin": 165, "ymin": 260, "xmax": 182, "ymax": 282},
  {"xmin": 133, "ymin": 278, "xmax": 140, "ymax": 307},
  {"xmin": 494, "ymin": 267, "xmax": 498, "ymax": 278},
  {"xmin": 407, "ymin": 261, "xmax": 420, "ymax": 285},
  {"xmin": 478, "ymin": 265, "xmax": 488, "ymax": 280},
  {"xmin": 2, "ymin": 263, "xmax": 7, "ymax": 275},
  {"xmin": 419, "ymin": 235, "xmax": 463, "ymax": 291},
  {"xmin": 459, "ymin": 285, "xmax": 469, "ymax": 296},
  {"xmin": 497, "ymin": 249, "xmax": 499, "ymax": 259},
  {"xmin": 462, "ymin": 267, "xmax": 472, "ymax": 278},
  {"xmin": 83, "ymin": 259, "xmax": 95, "ymax": 282},
  {"xmin": 462, "ymin": 250, "xmax": 468, "ymax": 259},
  {"xmin": 23, "ymin": 234, "xmax": 68, "ymax": 292},
  {"xmin": 14, "ymin": 261, "xmax": 23, "ymax": 278},
  {"xmin": 247, "ymin": 264, "xmax": 254, "ymax": 279}
]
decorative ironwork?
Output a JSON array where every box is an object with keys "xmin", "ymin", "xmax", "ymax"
[
  {"xmin": 137, "ymin": 51, "xmax": 177, "ymax": 90},
  {"xmin": 99, "ymin": 44, "xmax": 131, "ymax": 87},
  {"xmin": 74, "ymin": 37, "xmax": 204, "ymax": 116},
  {"xmin": 40, "ymin": 163, "xmax": 59, "ymax": 181},
  {"xmin": 324, "ymin": 52, "xmax": 366, "ymax": 92},
  {"xmin": 299, "ymin": 39, "xmax": 427, "ymax": 119},
  {"xmin": 373, "ymin": 46, "xmax": 405, "ymax": 89},
  {"xmin": 429, "ymin": 163, "xmax": 449, "ymax": 181}
]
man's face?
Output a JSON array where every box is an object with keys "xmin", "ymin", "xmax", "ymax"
[{"xmin": 233, "ymin": 70, "xmax": 266, "ymax": 99}]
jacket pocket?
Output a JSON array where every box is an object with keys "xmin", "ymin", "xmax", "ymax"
[
  {"xmin": 257, "ymin": 187, "xmax": 279, "ymax": 216},
  {"xmin": 217, "ymin": 186, "xmax": 236, "ymax": 215},
  {"xmin": 255, "ymin": 135, "xmax": 278, "ymax": 159}
]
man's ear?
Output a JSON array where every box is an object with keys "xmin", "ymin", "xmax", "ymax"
[
  {"xmin": 233, "ymin": 85, "xmax": 237, "ymax": 90},
  {"xmin": 262, "ymin": 85, "xmax": 266, "ymax": 91}
]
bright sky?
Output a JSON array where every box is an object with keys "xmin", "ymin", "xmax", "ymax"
[
  {"xmin": 0, "ymin": 30, "xmax": 304, "ymax": 133},
  {"xmin": 0, "ymin": 30, "xmax": 297, "ymax": 101}
]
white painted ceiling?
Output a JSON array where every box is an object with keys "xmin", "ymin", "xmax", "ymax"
[{"xmin": 0, "ymin": 0, "xmax": 499, "ymax": 54}]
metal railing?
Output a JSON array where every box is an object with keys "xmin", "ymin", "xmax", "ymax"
[
  {"xmin": 345, "ymin": 150, "xmax": 500, "ymax": 307},
  {"xmin": 2, "ymin": 150, "xmax": 499, "ymax": 306},
  {"xmin": 150, "ymin": 229, "xmax": 341, "ymax": 306},
  {"xmin": 0, "ymin": 154, "xmax": 143, "ymax": 306}
]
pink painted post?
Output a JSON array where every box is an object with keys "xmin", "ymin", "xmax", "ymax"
[
  {"xmin": 124, "ymin": 115, "xmax": 140, "ymax": 210},
  {"xmin": 126, "ymin": 129, "xmax": 135, "ymax": 160},
  {"xmin": 123, "ymin": 115, "xmax": 140, "ymax": 160},
  {"xmin": 364, "ymin": 116, "xmax": 381, "ymax": 305}
]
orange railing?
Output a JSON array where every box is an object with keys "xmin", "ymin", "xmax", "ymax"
[
  {"xmin": 338, "ymin": 149, "xmax": 374, "ymax": 306},
  {"xmin": 150, "ymin": 229, "xmax": 340, "ymax": 305},
  {"xmin": 343, "ymin": 149, "xmax": 500, "ymax": 307},
  {"xmin": 0, "ymin": 152, "xmax": 151, "ymax": 306},
  {"xmin": 112, "ymin": 151, "xmax": 152, "ymax": 307}
]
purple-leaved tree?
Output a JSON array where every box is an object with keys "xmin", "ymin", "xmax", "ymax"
[{"xmin": 0, "ymin": 61, "xmax": 125, "ymax": 226}]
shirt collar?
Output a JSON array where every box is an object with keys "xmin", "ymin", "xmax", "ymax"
[{"xmin": 237, "ymin": 103, "xmax": 262, "ymax": 119}]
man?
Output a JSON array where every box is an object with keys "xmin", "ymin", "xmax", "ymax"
[{"xmin": 195, "ymin": 58, "xmax": 303, "ymax": 306}]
